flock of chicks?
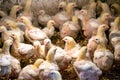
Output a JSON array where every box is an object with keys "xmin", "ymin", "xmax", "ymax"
[{"xmin": 0, "ymin": 0, "xmax": 120, "ymax": 80}]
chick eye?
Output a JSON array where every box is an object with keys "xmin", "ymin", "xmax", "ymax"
[{"xmin": 50, "ymin": 72, "xmax": 55, "ymax": 77}]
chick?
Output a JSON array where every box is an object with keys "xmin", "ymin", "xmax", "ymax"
[
  {"xmin": 109, "ymin": 17, "xmax": 120, "ymax": 62},
  {"xmin": 17, "ymin": 16, "xmax": 48, "ymax": 44},
  {"xmin": 9, "ymin": 5, "xmax": 22, "ymax": 19},
  {"xmin": 39, "ymin": 47, "xmax": 59, "ymax": 71},
  {"xmin": 10, "ymin": 34, "xmax": 35, "ymax": 60},
  {"xmin": 63, "ymin": 36, "xmax": 81, "ymax": 59},
  {"xmin": 60, "ymin": 15, "xmax": 81, "ymax": 39},
  {"xmin": 109, "ymin": 17, "xmax": 120, "ymax": 47},
  {"xmin": 52, "ymin": 2, "xmax": 77, "ymax": 28},
  {"xmin": 0, "ymin": 5, "xmax": 22, "ymax": 26},
  {"xmin": 0, "ymin": 26, "xmax": 17, "ymax": 43},
  {"xmin": 42, "ymin": 20, "xmax": 56, "ymax": 38},
  {"xmin": 86, "ymin": 24, "xmax": 109, "ymax": 60},
  {"xmin": 0, "ymin": 38, "xmax": 21, "ymax": 80},
  {"xmin": 93, "ymin": 37, "xmax": 114, "ymax": 71},
  {"xmin": 73, "ymin": 46, "xmax": 102, "ymax": 80},
  {"xmin": 0, "ymin": 39, "xmax": 13, "ymax": 80},
  {"xmin": 18, "ymin": 59, "xmax": 44, "ymax": 80},
  {"xmin": 79, "ymin": 10, "xmax": 111, "ymax": 39},
  {"xmin": 110, "ymin": 3, "xmax": 120, "ymax": 17},
  {"xmin": 58, "ymin": 1, "xmax": 66, "ymax": 12},
  {"xmin": 38, "ymin": 10, "xmax": 52, "ymax": 27},
  {"xmin": 4, "ymin": 19, "xmax": 24, "ymax": 42}
]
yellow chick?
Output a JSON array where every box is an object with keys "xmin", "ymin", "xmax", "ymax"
[
  {"xmin": 0, "ymin": 38, "xmax": 21, "ymax": 80},
  {"xmin": 86, "ymin": 24, "xmax": 109, "ymax": 60},
  {"xmin": 93, "ymin": 37, "xmax": 114, "ymax": 71},
  {"xmin": 63, "ymin": 36, "xmax": 81, "ymax": 59},
  {"xmin": 42, "ymin": 20, "xmax": 56, "ymax": 38},
  {"xmin": 4, "ymin": 19, "xmax": 24, "ymax": 42},
  {"xmin": 73, "ymin": 46, "xmax": 102, "ymax": 80},
  {"xmin": 60, "ymin": 15, "xmax": 81, "ymax": 39}
]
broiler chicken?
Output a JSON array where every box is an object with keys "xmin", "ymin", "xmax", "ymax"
[
  {"xmin": 60, "ymin": 15, "xmax": 81, "ymax": 39},
  {"xmin": 18, "ymin": 59, "xmax": 44, "ymax": 80},
  {"xmin": 63, "ymin": 36, "xmax": 81, "ymax": 59},
  {"xmin": 73, "ymin": 46, "xmax": 102, "ymax": 80},
  {"xmin": 42, "ymin": 20, "xmax": 56, "ymax": 38},
  {"xmin": 93, "ymin": 37, "xmax": 114, "ymax": 71},
  {"xmin": 17, "ymin": 16, "xmax": 48, "ymax": 44},
  {"xmin": 38, "ymin": 10, "xmax": 52, "ymax": 27},
  {"xmin": 52, "ymin": 2, "xmax": 77, "ymax": 28}
]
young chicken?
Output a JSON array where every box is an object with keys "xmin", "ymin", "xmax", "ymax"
[
  {"xmin": 4, "ymin": 19, "xmax": 24, "ymax": 42},
  {"xmin": 38, "ymin": 10, "xmax": 52, "ymax": 27},
  {"xmin": 9, "ymin": 5, "xmax": 23, "ymax": 19},
  {"xmin": 63, "ymin": 36, "xmax": 81, "ymax": 59},
  {"xmin": 42, "ymin": 20, "xmax": 56, "ymax": 38},
  {"xmin": 0, "ymin": 26, "xmax": 17, "ymax": 43},
  {"xmin": 109, "ymin": 17, "xmax": 120, "ymax": 62},
  {"xmin": 0, "ymin": 38, "xmax": 21, "ymax": 80},
  {"xmin": 52, "ymin": 2, "xmax": 77, "ymax": 28},
  {"xmin": 73, "ymin": 46, "xmax": 102, "ymax": 80},
  {"xmin": 39, "ymin": 47, "xmax": 59, "ymax": 71},
  {"xmin": 17, "ymin": 16, "xmax": 48, "ymax": 44},
  {"xmin": 110, "ymin": 3, "xmax": 120, "ymax": 17},
  {"xmin": 60, "ymin": 15, "xmax": 81, "ymax": 39},
  {"xmin": 78, "ymin": 10, "xmax": 111, "ymax": 39},
  {"xmin": 58, "ymin": 1, "xmax": 66, "ymax": 12},
  {"xmin": 18, "ymin": 59, "xmax": 44, "ymax": 80},
  {"xmin": 10, "ymin": 34, "xmax": 35, "ymax": 60},
  {"xmin": 0, "ymin": 39, "xmax": 13, "ymax": 80},
  {"xmin": 93, "ymin": 37, "xmax": 114, "ymax": 71},
  {"xmin": 109, "ymin": 17, "xmax": 120, "ymax": 47},
  {"xmin": 86, "ymin": 24, "xmax": 109, "ymax": 60}
]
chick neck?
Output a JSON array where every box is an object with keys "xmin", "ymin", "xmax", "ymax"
[
  {"xmin": 77, "ymin": 47, "xmax": 87, "ymax": 61},
  {"xmin": 112, "ymin": 17, "xmax": 120, "ymax": 32},
  {"xmin": 2, "ymin": 40, "xmax": 12, "ymax": 55},
  {"xmin": 66, "ymin": 3, "xmax": 74, "ymax": 17},
  {"xmin": 34, "ymin": 59, "xmax": 43, "ymax": 68},
  {"xmin": 46, "ymin": 49, "xmax": 56, "ymax": 63},
  {"xmin": 72, "ymin": 15, "xmax": 78, "ymax": 24},
  {"xmin": 23, "ymin": 18, "xmax": 34, "ymax": 30},
  {"xmin": 65, "ymin": 40, "xmax": 76, "ymax": 50},
  {"xmin": 9, "ymin": 5, "xmax": 19, "ymax": 19},
  {"xmin": 23, "ymin": 0, "xmax": 32, "ymax": 15},
  {"xmin": 12, "ymin": 35, "xmax": 20, "ymax": 48},
  {"xmin": 97, "ymin": 41, "xmax": 106, "ymax": 50},
  {"xmin": 80, "ymin": 11, "xmax": 89, "ymax": 25},
  {"xmin": 96, "ymin": 26, "xmax": 106, "ymax": 38},
  {"xmin": 44, "ymin": 42, "xmax": 52, "ymax": 57}
]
